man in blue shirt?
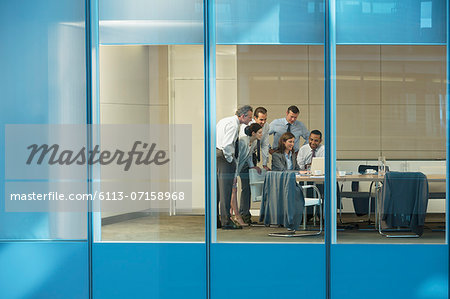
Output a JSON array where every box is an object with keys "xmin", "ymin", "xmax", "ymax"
[{"xmin": 268, "ymin": 105, "xmax": 309, "ymax": 155}]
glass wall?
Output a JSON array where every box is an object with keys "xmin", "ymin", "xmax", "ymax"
[
  {"xmin": 97, "ymin": 0, "xmax": 205, "ymax": 242},
  {"xmin": 94, "ymin": 0, "xmax": 447, "ymax": 246},
  {"xmin": 215, "ymin": 0, "xmax": 326, "ymax": 243},
  {"xmin": 335, "ymin": 1, "xmax": 447, "ymax": 244},
  {"xmin": 0, "ymin": 0, "xmax": 87, "ymax": 240}
]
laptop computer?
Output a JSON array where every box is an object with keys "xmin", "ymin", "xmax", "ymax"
[{"xmin": 310, "ymin": 157, "xmax": 325, "ymax": 175}]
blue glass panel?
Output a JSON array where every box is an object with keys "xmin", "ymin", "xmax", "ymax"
[
  {"xmin": 93, "ymin": 243, "xmax": 206, "ymax": 299},
  {"xmin": 216, "ymin": 0, "xmax": 325, "ymax": 44},
  {"xmin": 99, "ymin": 0, "xmax": 203, "ymax": 44},
  {"xmin": 211, "ymin": 244, "xmax": 325, "ymax": 298},
  {"xmin": 0, "ymin": 1, "xmax": 87, "ymax": 239},
  {"xmin": 0, "ymin": 242, "xmax": 88, "ymax": 299},
  {"xmin": 332, "ymin": 245, "xmax": 448, "ymax": 299},
  {"xmin": 336, "ymin": 0, "xmax": 447, "ymax": 44}
]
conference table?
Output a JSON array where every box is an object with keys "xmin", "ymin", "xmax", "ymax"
[
  {"xmin": 295, "ymin": 172, "xmax": 445, "ymax": 234},
  {"xmin": 296, "ymin": 173, "xmax": 445, "ymax": 183}
]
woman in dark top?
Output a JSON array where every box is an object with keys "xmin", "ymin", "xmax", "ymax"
[
  {"xmin": 230, "ymin": 123, "xmax": 263, "ymax": 226},
  {"xmin": 271, "ymin": 132, "xmax": 300, "ymax": 171}
]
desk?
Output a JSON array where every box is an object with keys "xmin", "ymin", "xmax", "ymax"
[
  {"xmin": 296, "ymin": 173, "xmax": 445, "ymax": 183},
  {"xmin": 296, "ymin": 173, "xmax": 445, "ymax": 232},
  {"xmin": 421, "ymin": 174, "xmax": 446, "ymax": 182},
  {"xmin": 296, "ymin": 174, "xmax": 383, "ymax": 183}
]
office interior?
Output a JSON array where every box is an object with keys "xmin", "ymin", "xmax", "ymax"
[
  {"xmin": 99, "ymin": 44, "xmax": 446, "ymax": 243},
  {"xmin": 1, "ymin": 0, "xmax": 449, "ymax": 298}
]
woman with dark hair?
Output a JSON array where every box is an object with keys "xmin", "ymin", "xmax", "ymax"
[
  {"xmin": 271, "ymin": 132, "xmax": 300, "ymax": 171},
  {"xmin": 230, "ymin": 123, "xmax": 263, "ymax": 226}
]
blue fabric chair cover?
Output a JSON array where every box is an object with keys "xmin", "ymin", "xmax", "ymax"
[
  {"xmin": 382, "ymin": 171, "xmax": 429, "ymax": 235},
  {"xmin": 259, "ymin": 171, "xmax": 305, "ymax": 230}
]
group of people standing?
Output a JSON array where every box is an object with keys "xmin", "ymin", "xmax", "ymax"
[{"xmin": 216, "ymin": 105, "xmax": 325, "ymax": 229}]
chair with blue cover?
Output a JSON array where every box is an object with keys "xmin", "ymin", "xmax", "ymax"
[
  {"xmin": 379, "ymin": 171, "xmax": 429, "ymax": 237},
  {"xmin": 259, "ymin": 171, "xmax": 322, "ymax": 237},
  {"xmin": 248, "ymin": 168, "xmax": 267, "ymax": 202}
]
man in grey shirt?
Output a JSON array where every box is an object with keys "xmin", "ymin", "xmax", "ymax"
[{"xmin": 268, "ymin": 105, "xmax": 309, "ymax": 155}]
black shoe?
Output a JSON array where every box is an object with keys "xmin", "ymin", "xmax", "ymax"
[
  {"xmin": 242, "ymin": 214, "xmax": 256, "ymax": 225},
  {"xmin": 222, "ymin": 221, "xmax": 243, "ymax": 230},
  {"xmin": 241, "ymin": 214, "xmax": 250, "ymax": 225}
]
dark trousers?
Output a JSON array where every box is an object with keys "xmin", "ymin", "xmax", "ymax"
[
  {"xmin": 216, "ymin": 149, "xmax": 236, "ymax": 224},
  {"xmin": 238, "ymin": 163, "xmax": 251, "ymax": 217}
]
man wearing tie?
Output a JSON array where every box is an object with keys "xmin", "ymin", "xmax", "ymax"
[
  {"xmin": 297, "ymin": 130, "xmax": 325, "ymax": 222},
  {"xmin": 268, "ymin": 105, "xmax": 309, "ymax": 155},
  {"xmin": 216, "ymin": 105, "xmax": 253, "ymax": 229},
  {"xmin": 238, "ymin": 107, "xmax": 270, "ymax": 224},
  {"xmin": 297, "ymin": 130, "xmax": 324, "ymax": 170}
]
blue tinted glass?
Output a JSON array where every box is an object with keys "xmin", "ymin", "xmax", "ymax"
[
  {"xmin": 336, "ymin": 0, "xmax": 447, "ymax": 44},
  {"xmin": 99, "ymin": 0, "xmax": 204, "ymax": 44},
  {"xmin": 216, "ymin": 0, "xmax": 325, "ymax": 44},
  {"xmin": 0, "ymin": 1, "xmax": 87, "ymax": 239}
]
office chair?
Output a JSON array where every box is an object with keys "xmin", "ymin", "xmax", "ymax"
[
  {"xmin": 339, "ymin": 165, "xmax": 389, "ymax": 226},
  {"xmin": 265, "ymin": 172, "xmax": 322, "ymax": 237},
  {"xmin": 259, "ymin": 171, "xmax": 303, "ymax": 230},
  {"xmin": 249, "ymin": 168, "xmax": 266, "ymax": 202},
  {"xmin": 379, "ymin": 171, "xmax": 429, "ymax": 238},
  {"xmin": 298, "ymin": 185, "xmax": 322, "ymax": 234}
]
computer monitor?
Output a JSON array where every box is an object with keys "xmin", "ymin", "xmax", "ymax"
[{"xmin": 310, "ymin": 157, "xmax": 325, "ymax": 175}]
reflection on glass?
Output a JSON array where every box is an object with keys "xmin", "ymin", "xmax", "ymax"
[
  {"xmin": 216, "ymin": 0, "xmax": 324, "ymax": 44},
  {"xmin": 336, "ymin": 0, "xmax": 446, "ymax": 44},
  {"xmin": 99, "ymin": 0, "xmax": 204, "ymax": 44},
  {"xmin": 336, "ymin": 45, "xmax": 446, "ymax": 243},
  {"xmin": 1, "ymin": 1, "xmax": 87, "ymax": 240},
  {"xmin": 215, "ymin": 45, "xmax": 325, "ymax": 243}
]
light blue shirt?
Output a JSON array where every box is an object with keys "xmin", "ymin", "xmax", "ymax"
[
  {"xmin": 284, "ymin": 152, "xmax": 293, "ymax": 170},
  {"xmin": 234, "ymin": 135, "xmax": 257, "ymax": 178},
  {"xmin": 269, "ymin": 118, "xmax": 309, "ymax": 152}
]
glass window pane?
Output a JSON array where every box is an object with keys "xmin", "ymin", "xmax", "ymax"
[
  {"xmin": 336, "ymin": 45, "xmax": 446, "ymax": 243},
  {"xmin": 217, "ymin": 0, "xmax": 324, "ymax": 44},
  {"xmin": 97, "ymin": 1, "xmax": 205, "ymax": 242},
  {"xmin": 215, "ymin": 0, "xmax": 325, "ymax": 243},
  {"xmin": 336, "ymin": 0, "xmax": 446, "ymax": 44},
  {"xmin": 99, "ymin": 0, "xmax": 203, "ymax": 44},
  {"xmin": 1, "ymin": 0, "xmax": 87, "ymax": 240}
]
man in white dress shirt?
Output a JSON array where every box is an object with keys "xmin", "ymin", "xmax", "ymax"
[
  {"xmin": 238, "ymin": 107, "xmax": 270, "ymax": 224},
  {"xmin": 216, "ymin": 105, "xmax": 253, "ymax": 229},
  {"xmin": 298, "ymin": 130, "xmax": 325, "ymax": 222},
  {"xmin": 268, "ymin": 105, "xmax": 309, "ymax": 155},
  {"xmin": 297, "ymin": 130, "xmax": 325, "ymax": 170}
]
